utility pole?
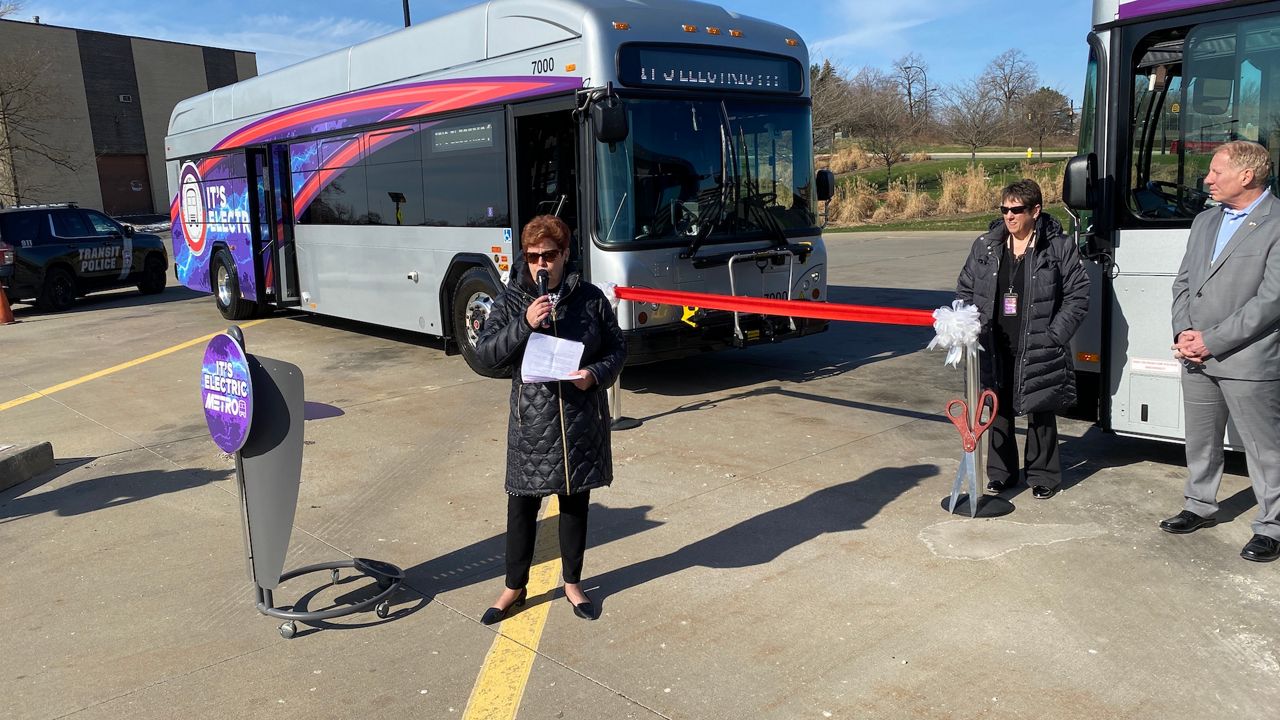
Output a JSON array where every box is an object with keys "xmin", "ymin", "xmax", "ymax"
[{"xmin": 402, "ymin": 0, "xmax": 411, "ymax": 27}]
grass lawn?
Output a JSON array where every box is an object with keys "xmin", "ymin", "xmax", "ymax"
[
  {"xmin": 921, "ymin": 144, "xmax": 1076, "ymax": 153},
  {"xmin": 829, "ymin": 205, "xmax": 1075, "ymax": 234},
  {"xmin": 846, "ymin": 158, "xmax": 1067, "ymax": 193}
]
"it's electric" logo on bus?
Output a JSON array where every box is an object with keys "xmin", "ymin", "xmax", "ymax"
[{"xmin": 179, "ymin": 162, "xmax": 208, "ymax": 256}]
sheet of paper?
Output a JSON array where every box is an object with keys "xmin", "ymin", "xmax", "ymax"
[{"xmin": 521, "ymin": 331, "xmax": 585, "ymax": 383}]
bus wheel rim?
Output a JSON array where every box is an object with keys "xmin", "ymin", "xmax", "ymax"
[
  {"xmin": 216, "ymin": 265, "xmax": 233, "ymax": 306},
  {"xmin": 464, "ymin": 292, "xmax": 493, "ymax": 347}
]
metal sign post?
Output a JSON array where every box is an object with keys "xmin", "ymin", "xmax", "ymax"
[{"xmin": 205, "ymin": 326, "xmax": 405, "ymax": 638}]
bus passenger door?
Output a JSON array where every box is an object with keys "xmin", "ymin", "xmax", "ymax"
[
  {"xmin": 512, "ymin": 103, "xmax": 580, "ymax": 268},
  {"xmin": 247, "ymin": 146, "xmax": 300, "ymax": 307},
  {"xmin": 269, "ymin": 144, "xmax": 300, "ymax": 304}
]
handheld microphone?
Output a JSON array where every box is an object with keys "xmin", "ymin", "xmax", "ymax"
[{"xmin": 536, "ymin": 270, "xmax": 550, "ymax": 328}]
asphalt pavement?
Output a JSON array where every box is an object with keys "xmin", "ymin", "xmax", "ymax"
[{"xmin": 2, "ymin": 231, "xmax": 1276, "ymax": 720}]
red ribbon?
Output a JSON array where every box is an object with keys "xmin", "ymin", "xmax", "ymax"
[{"xmin": 614, "ymin": 287, "xmax": 936, "ymax": 327}]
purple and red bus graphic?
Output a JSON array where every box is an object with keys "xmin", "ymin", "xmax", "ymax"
[{"xmin": 170, "ymin": 75, "xmax": 580, "ymax": 304}]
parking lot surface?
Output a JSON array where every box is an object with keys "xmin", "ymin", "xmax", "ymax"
[{"xmin": 3, "ymin": 232, "xmax": 1278, "ymax": 719}]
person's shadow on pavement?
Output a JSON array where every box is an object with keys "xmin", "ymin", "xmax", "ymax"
[{"xmin": 588, "ymin": 464, "xmax": 937, "ymax": 607}]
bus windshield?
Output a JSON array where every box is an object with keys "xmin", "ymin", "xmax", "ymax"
[
  {"xmin": 595, "ymin": 98, "xmax": 815, "ymax": 244},
  {"xmin": 1128, "ymin": 13, "xmax": 1280, "ymax": 220}
]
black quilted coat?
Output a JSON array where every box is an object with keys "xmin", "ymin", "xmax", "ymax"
[
  {"xmin": 474, "ymin": 263, "xmax": 627, "ymax": 497},
  {"xmin": 956, "ymin": 214, "xmax": 1090, "ymax": 415}
]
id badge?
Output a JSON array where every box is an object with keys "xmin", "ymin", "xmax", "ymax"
[{"xmin": 1002, "ymin": 293, "xmax": 1018, "ymax": 316}]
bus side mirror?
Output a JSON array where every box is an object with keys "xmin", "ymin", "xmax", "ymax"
[
  {"xmin": 1063, "ymin": 153, "xmax": 1097, "ymax": 211},
  {"xmin": 815, "ymin": 169, "xmax": 835, "ymax": 202},
  {"xmin": 592, "ymin": 96, "xmax": 628, "ymax": 144}
]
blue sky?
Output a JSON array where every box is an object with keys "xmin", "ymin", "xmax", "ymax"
[{"xmin": 21, "ymin": 0, "xmax": 1094, "ymax": 103}]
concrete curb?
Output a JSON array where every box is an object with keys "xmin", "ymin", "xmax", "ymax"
[{"xmin": 0, "ymin": 442, "xmax": 54, "ymax": 492}]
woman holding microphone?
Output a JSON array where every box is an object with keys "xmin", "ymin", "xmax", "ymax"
[{"xmin": 474, "ymin": 215, "xmax": 626, "ymax": 623}]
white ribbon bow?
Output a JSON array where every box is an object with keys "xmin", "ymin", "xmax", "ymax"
[{"xmin": 928, "ymin": 299, "xmax": 982, "ymax": 367}]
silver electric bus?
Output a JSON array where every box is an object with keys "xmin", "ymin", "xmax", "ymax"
[
  {"xmin": 1064, "ymin": 0, "xmax": 1280, "ymax": 443},
  {"xmin": 164, "ymin": 0, "xmax": 834, "ymax": 376}
]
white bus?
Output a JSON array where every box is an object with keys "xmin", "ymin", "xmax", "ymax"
[
  {"xmin": 165, "ymin": 0, "xmax": 834, "ymax": 376},
  {"xmin": 1064, "ymin": 0, "xmax": 1280, "ymax": 443}
]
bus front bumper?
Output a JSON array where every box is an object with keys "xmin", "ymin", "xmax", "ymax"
[{"xmin": 622, "ymin": 311, "xmax": 828, "ymax": 366}]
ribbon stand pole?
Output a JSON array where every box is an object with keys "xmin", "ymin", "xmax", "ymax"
[
  {"xmin": 964, "ymin": 344, "xmax": 986, "ymax": 498},
  {"xmin": 607, "ymin": 374, "xmax": 641, "ymax": 431}
]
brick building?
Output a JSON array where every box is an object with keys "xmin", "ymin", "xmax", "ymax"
[{"xmin": 0, "ymin": 19, "xmax": 256, "ymax": 216}]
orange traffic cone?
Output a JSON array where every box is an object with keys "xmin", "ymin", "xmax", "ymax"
[{"xmin": 0, "ymin": 286, "xmax": 16, "ymax": 325}]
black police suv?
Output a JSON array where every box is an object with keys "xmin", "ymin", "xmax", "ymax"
[{"xmin": 0, "ymin": 204, "xmax": 168, "ymax": 311}]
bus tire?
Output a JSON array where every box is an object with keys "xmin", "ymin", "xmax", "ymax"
[
  {"xmin": 212, "ymin": 249, "xmax": 257, "ymax": 320},
  {"xmin": 37, "ymin": 266, "xmax": 77, "ymax": 312},
  {"xmin": 452, "ymin": 268, "xmax": 509, "ymax": 378}
]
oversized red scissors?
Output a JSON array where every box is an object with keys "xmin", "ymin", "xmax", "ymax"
[
  {"xmin": 946, "ymin": 389, "xmax": 998, "ymax": 452},
  {"xmin": 946, "ymin": 389, "xmax": 998, "ymax": 516}
]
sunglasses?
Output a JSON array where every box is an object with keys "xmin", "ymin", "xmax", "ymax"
[
  {"xmin": 998, "ymin": 205, "xmax": 1032, "ymax": 215},
  {"xmin": 524, "ymin": 248, "xmax": 563, "ymax": 263}
]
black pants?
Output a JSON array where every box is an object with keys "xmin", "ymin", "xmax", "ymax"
[
  {"xmin": 987, "ymin": 349, "xmax": 1061, "ymax": 489},
  {"xmin": 505, "ymin": 491, "xmax": 590, "ymax": 590}
]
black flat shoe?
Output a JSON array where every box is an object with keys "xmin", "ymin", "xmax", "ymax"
[
  {"xmin": 481, "ymin": 587, "xmax": 527, "ymax": 626},
  {"xmin": 1159, "ymin": 510, "xmax": 1218, "ymax": 535},
  {"xmin": 565, "ymin": 594, "xmax": 595, "ymax": 621},
  {"xmin": 1031, "ymin": 485, "xmax": 1057, "ymax": 499},
  {"xmin": 1241, "ymin": 534, "xmax": 1280, "ymax": 562},
  {"xmin": 987, "ymin": 478, "xmax": 1014, "ymax": 494}
]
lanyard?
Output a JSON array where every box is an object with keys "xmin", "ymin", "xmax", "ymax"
[{"xmin": 1006, "ymin": 232, "xmax": 1034, "ymax": 294}]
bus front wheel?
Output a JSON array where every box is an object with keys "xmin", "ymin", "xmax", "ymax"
[
  {"xmin": 212, "ymin": 249, "xmax": 257, "ymax": 321},
  {"xmin": 452, "ymin": 268, "xmax": 508, "ymax": 378}
]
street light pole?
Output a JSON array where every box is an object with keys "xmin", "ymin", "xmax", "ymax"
[
  {"xmin": 402, "ymin": 0, "xmax": 411, "ymax": 27},
  {"xmin": 904, "ymin": 65, "xmax": 929, "ymax": 120}
]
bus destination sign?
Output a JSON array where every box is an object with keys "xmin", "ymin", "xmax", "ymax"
[{"xmin": 618, "ymin": 45, "xmax": 803, "ymax": 94}]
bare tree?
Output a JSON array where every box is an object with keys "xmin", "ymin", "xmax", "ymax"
[
  {"xmin": 1021, "ymin": 87, "xmax": 1075, "ymax": 157},
  {"xmin": 848, "ymin": 67, "xmax": 922, "ymax": 181},
  {"xmin": 0, "ymin": 24, "xmax": 77, "ymax": 206},
  {"xmin": 892, "ymin": 53, "xmax": 931, "ymax": 122},
  {"xmin": 811, "ymin": 58, "xmax": 856, "ymax": 152},
  {"xmin": 982, "ymin": 49, "xmax": 1039, "ymax": 122},
  {"xmin": 939, "ymin": 77, "xmax": 1006, "ymax": 163},
  {"xmin": 1, "ymin": 1, "xmax": 80, "ymax": 206}
]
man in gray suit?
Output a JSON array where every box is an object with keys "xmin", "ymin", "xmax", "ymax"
[{"xmin": 1161, "ymin": 140, "xmax": 1280, "ymax": 563}]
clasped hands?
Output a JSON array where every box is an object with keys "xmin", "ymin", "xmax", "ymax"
[
  {"xmin": 1173, "ymin": 329, "xmax": 1211, "ymax": 364},
  {"xmin": 525, "ymin": 295, "xmax": 596, "ymax": 391}
]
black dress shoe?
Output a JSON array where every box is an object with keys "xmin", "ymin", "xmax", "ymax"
[
  {"xmin": 481, "ymin": 587, "xmax": 527, "ymax": 626},
  {"xmin": 565, "ymin": 594, "xmax": 595, "ymax": 621},
  {"xmin": 1159, "ymin": 510, "xmax": 1218, "ymax": 535},
  {"xmin": 1031, "ymin": 485, "xmax": 1057, "ymax": 499},
  {"xmin": 1241, "ymin": 534, "xmax": 1280, "ymax": 562},
  {"xmin": 987, "ymin": 478, "xmax": 1014, "ymax": 494}
]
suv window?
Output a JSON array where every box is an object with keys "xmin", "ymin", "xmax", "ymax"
[
  {"xmin": 50, "ymin": 209, "xmax": 92, "ymax": 238},
  {"xmin": 83, "ymin": 210, "xmax": 120, "ymax": 236},
  {"xmin": 0, "ymin": 211, "xmax": 46, "ymax": 247}
]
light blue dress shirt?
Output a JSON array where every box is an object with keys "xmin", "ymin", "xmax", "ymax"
[{"xmin": 1212, "ymin": 189, "xmax": 1269, "ymax": 264}]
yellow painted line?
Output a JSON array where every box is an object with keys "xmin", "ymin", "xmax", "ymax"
[
  {"xmin": 0, "ymin": 319, "xmax": 269, "ymax": 413},
  {"xmin": 464, "ymin": 496, "xmax": 563, "ymax": 720}
]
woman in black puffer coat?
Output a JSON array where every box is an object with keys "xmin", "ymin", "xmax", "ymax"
[
  {"xmin": 474, "ymin": 215, "xmax": 626, "ymax": 623},
  {"xmin": 956, "ymin": 179, "xmax": 1090, "ymax": 500}
]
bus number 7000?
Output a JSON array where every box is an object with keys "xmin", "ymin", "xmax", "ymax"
[{"xmin": 531, "ymin": 57, "xmax": 555, "ymax": 74}]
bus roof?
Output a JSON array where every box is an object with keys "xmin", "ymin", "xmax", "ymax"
[
  {"xmin": 166, "ymin": 0, "xmax": 805, "ymax": 148},
  {"xmin": 1099, "ymin": 0, "xmax": 1266, "ymax": 25}
]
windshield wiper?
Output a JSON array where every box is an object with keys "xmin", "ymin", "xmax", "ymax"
[
  {"xmin": 735, "ymin": 126, "xmax": 790, "ymax": 250},
  {"xmin": 681, "ymin": 102, "xmax": 737, "ymax": 259}
]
